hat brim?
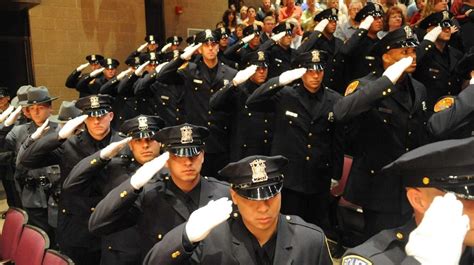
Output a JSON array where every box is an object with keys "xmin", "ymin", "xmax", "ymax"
[
  {"xmin": 441, "ymin": 185, "xmax": 474, "ymax": 200},
  {"xmin": 49, "ymin": 115, "xmax": 69, "ymax": 124},
  {"xmin": 25, "ymin": 97, "xmax": 59, "ymax": 107},
  {"xmin": 168, "ymin": 146, "xmax": 203, "ymax": 157},
  {"xmin": 129, "ymin": 130, "xmax": 157, "ymax": 139},
  {"xmin": 84, "ymin": 108, "xmax": 110, "ymax": 117},
  {"xmin": 234, "ymin": 181, "xmax": 283, "ymax": 201},
  {"xmin": 304, "ymin": 63, "xmax": 325, "ymax": 71}
]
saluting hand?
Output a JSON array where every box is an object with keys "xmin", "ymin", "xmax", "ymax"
[
  {"xmin": 0, "ymin": 105, "xmax": 15, "ymax": 123},
  {"xmin": 233, "ymin": 65, "xmax": 258, "ymax": 86},
  {"xmin": 130, "ymin": 152, "xmax": 170, "ymax": 190},
  {"xmin": 4, "ymin": 106, "xmax": 23, "ymax": 127},
  {"xmin": 242, "ymin": 33, "xmax": 256, "ymax": 44},
  {"xmin": 76, "ymin": 62, "xmax": 90, "ymax": 72},
  {"xmin": 58, "ymin": 114, "xmax": 88, "ymax": 139},
  {"xmin": 116, "ymin": 68, "xmax": 133, "ymax": 80},
  {"xmin": 160, "ymin": 43, "xmax": 173, "ymax": 53},
  {"xmin": 314, "ymin": 19, "xmax": 329, "ymax": 33},
  {"xmin": 424, "ymin": 26, "xmax": 442, "ymax": 43},
  {"xmin": 181, "ymin": 43, "xmax": 202, "ymax": 61},
  {"xmin": 382, "ymin": 57, "xmax": 413, "ymax": 84},
  {"xmin": 135, "ymin": 61, "xmax": 150, "ymax": 77},
  {"xmin": 90, "ymin": 67, "xmax": 105, "ymax": 78},
  {"xmin": 271, "ymin": 31, "xmax": 287, "ymax": 43},
  {"xmin": 100, "ymin": 137, "xmax": 132, "ymax": 160},
  {"xmin": 155, "ymin": 61, "xmax": 169, "ymax": 74},
  {"xmin": 137, "ymin": 42, "xmax": 149, "ymax": 53},
  {"xmin": 31, "ymin": 119, "xmax": 50, "ymax": 140},
  {"xmin": 359, "ymin": 15, "xmax": 374, "ymax": 30},
  {"xmin": 279, "ymin": 68, "xmax": 307, "ymax": 86}
]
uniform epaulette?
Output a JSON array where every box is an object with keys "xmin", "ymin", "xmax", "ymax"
[
  {"xmin": 202, "ymin": 176, "xmax": 230, "ymax": 187},
  {"xmin": 285, "ymin": 215, "xmax": 323, "ymax": 232}
]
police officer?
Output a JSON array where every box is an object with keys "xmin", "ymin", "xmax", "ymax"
[
  {"xmin": 142, "ymin": 155, "xmax": 333, "ymax": 265},
  {"xmin": 215, "ymin": 27, "xmax": 240, "ymax": 69},
  {"xmin": 76, "ymin": 58, "xmax": 119, "ymax": 97},
  {"xmin": 224, "ymin": 24, "xmax": 263, "ymax": 65},
  {"xmin": 210, "ymin": 51, "xmax": 274, "ymax": 163},
  {"xmin": 18, "ymin": 94, "xmax": 121, "ymax": 265},
  {"xmin": 88, "ymin": 124, "xmax": 229, "ymax": 261},
  {"xmin": 164, "ymin": 35, "xmax": 183, "ymax": 52},
  {"xmin": 246, "ymin": 50, "xmax": 343, "ymax": 229},
  {"xmin": 266, "ymin": 22, "xmax": 297, "ymax": 78},
  {"xmin": 65, "ymin": 54, "xmax": 104, "ymax": 92},
  {"xmin": 342, "ymin": 137, "xmax": 474, "ymax": 265},
  {"xmin": 63, "ymin": 115, "xmax": 165, "ymax": 265},
  {"xmin": 334, "ymin": 26, "xmax": 430, "ymax": 239},
  {"xmin": 156, "ymin": 29, "xmax": 237, "ymax": 178}
]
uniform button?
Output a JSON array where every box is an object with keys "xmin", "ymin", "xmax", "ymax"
[
  {"xmin": 286, "ymin": 215, "xmax": 291, "ymax": 220},
  {"xmin": 368, "ymin": 63, "xmax": 372, "ymax": 67},
  {"xmin": 264, "ymin": 139, "xmax": 268, "ymax": 143},
  {"xmin": 327, "ymin": 128, "xmax": 330, "ymax": 131},
  {"xmin": 171, "ymin": 251, "xmax": 181, "ymax": 258},
  {"xmin": 62, "ymin": 209, "xmax": 66, "ymax": 213},
  {"xmin": 195, "ymin": 87, "xmax": 198, "ymax": 90},
  {"xmin": 176, "ymin": 108, "xmax": 180, "ymax": 111},
  {"xmin": 406, "ymin": 148, "xmax": 410, "ymax": 151},
  {"xmin": 310, "ymin": 121, "xmax": 314, "ymax": 125},
  {"xmin": 408, "ymin": 115, "xmax": 412, "ymax": 119},
  {"xmin": 210, "ymin": 89, "xmax": 214, "ymax": 93},
  {"xmin": 264, "ymin": 119, "xmax": 268, "ymax": 123},
  {"xmin": 306, "ymin": 156, "xmax": 310, "ymax": 161},
  {"xmin": 408, "ymin": 131, "xmax": 412, "ymax": 135},
  {"xmin": 142, "ymin": 99, "xmax": 146, "ymax": 102},
  {"xmin": 207, "ymin": 122, "xmax": 211, "ymax": 126},
  {"xmin": 383, "ymin": 91, "xmax": 387, "ymax": 96},
  {"xmin": 157, "ymin": 234, "xmax": 162, "ymax": 240},
  {"xmin": 162, "ymin": 103, "xmax": 165, "ymax": 105},
  {"xmin": 244, "ymin": 105, "xmax": 248, "ymax": 109},
  {"xmin": 108, "ymin": 246, "xmax": 112, "ymax": 250},
  {"xmin": 289, "ymin": 121, "xmax": 292, "ymax": 124},
  {"xmin": 119, "ymin": 116, "xmax": 122, "ymax": 120},
  {"xmin": 370, "ymin": 170, "xmax": 375, "ymax": 174},
  {"xmin": 208, "ymin": 111, "xmax": 212, "ymax": 114},
  {"xmin": 330, "ymin": 78, "xmax": 333, "ymax": 82},
  {"xmin": 264, "ymin": 130, "xmax": 268, "ymax": 134},
  {"xmin": 396, "ymin": 232, "xmax": 404, "ymax": 240},
  {"xmin": 307, "ymin": 144, "xmax": 311, "ymax": 148},
  {"xmin": 124, "ymin": 97, "xmax": 127, "ymax": 100},
  {"xmin": 243, "ymin": 144, "xmax": 247, "ymax": 147},
  {"xmin": 448, "ymin": 91, "xmax": 451, "ymax": 95},
  {"xmin": 176, "ymin": 117, "xmax": 180, "ymax": 120},
  {"xmin": 448, "ymin": 82, "xmax": 451, "ymax": 86},
  {"xmin": 308, "ymin": 133, "xmax": 312, "ymax": 136},
  {"xmin": 90, "ymin": 207, "xmax": 95, "ymax": 212},
  {"xmin": 134, "ymin": 108, "xmax": 137, "ymax": 110},
  {"xmin": 387, "ymin": 88, "xmax": 392, "ymax": 93},
  {"xmin": 120, "ymin": 191, "xmax": 128, "ymax": 198},
  {"xmin": 383, "ymin": 119, "xmax": 387, "ymax": 123},
  {"xmin": 248, "ymin": 113, "xmax": 252, "ymax": 117},
  {"xmin": 233, "ymin": 212, "xmax": 239, "ymax": 218}
]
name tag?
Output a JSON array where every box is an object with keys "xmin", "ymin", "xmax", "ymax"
[
  {"xmin": 377, "ymin": 107, "xmax": 392, "ymax": 114},
  {"xmin": 275, "ymin": 58, "xmax": 282, "ymax": 63},
  {"xmin": 193, "ymin": 79, "xmax": 203, "ymax": 84},
  {"xmin": 285, "ymin": 110, "xmax": 298, "ymax": 118},
  {"xmin": 160, "ymin": 95, "xmax": 169, "ymax": 100},
  {"xmin": 429, "ymin": 68, "xmax": 440, "ymax": 73}
]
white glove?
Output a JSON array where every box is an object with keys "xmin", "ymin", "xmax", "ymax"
[
  {"xmin": 242, "ymin": 33, "xmax": 256, "ymax": 44},
  {"xmin": 359, "ymin": 15, "xmax": 374, "ymax": 30},
  {"xmin": 233, "ymin": 65, "xmax": 258, "ymax": 86},
  {"xmin": 279, "ymin": 68, "xmax": 307, "ymax": 86},
  {"xmin": 130, "ymin": 152, "xmax": 170, "ymax": 190},
  {"xmin": 271, "ymin": 31, "xmax": 286, "ymax": 43},
  {"xmin": 314, "ymin": 19, "xmax": 329, "ymax": 32},
  {"xmin": 116, "ymin": 68, "xmax": 133, "ymax": 80},
  {"xmin": 155, "ymin": 61, "xmax": 169, "ymax": 74},
  {"xmin": 181, "ymin": 43, "xmax": 202, "ymax": 60},
  {"xmin": 134, "ymin": 61, "xmax": 150, "ymax": 77},
  {"xmin": 76, "ymin": 62, "xmax": 90, "ymax": 72},
  {"xmin": 185, "ymin": 197, "xmax": 233, "ymax": 243},
  {"xmin": 90, "ymin": 67, "xmax": 105, "ymax": 78},
  {"xmin": 161, "ymin": 43, "xmax": 173, "ymax": 53},
  {"xmin": 31, "ymin": 119, "xmax": 50, "ymax": 140},
  {"xmin": 58, "ymin": 114, "xmax": 88, "ymax": 139},
  {"xmin": 4, "ymin": 106, "xmax": 23, "ymax": 127},
  {"xmin": 99, "ymin": 137, "xmax": 132, "ymax": 160},
  {"xmin": 137, "ymin": 42, "xmax": 149, "ymax": 52},
  {"xmin": 406, "ymin": 193, "xmax": 469, "ymax": 265},
  {"xmin": 383, "ymin": 57, "xmax": 413, "ymax": 84},
  {"xmin": 424, "ymin": 26, "xmax": 442, "ymax": 43},
  {"xmin": 0, "ymin": 105, "xmax": 15, "ymax": 123}
]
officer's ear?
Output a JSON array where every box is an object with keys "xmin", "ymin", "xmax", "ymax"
[
  {"xmin": 230, "ymin": 189, "xmax": 238, "ymax": 205},
  {"xmin": 406, "ymin": 187, "xmax": 427, "ymax": 214}
]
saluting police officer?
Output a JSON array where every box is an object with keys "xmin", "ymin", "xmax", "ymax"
[
  {"xmin": 224, "ymin": 24, "xmax": 263, "ymax": 65},
  {"xmin": 88, "ymin": 124, "xmax": 229, "ymax": 261},
  {"xmin": 63, "ymin": 115, "xmax": 165, "ymax": 265},
  {"xmin": 342, "ymin": 137, "xmax": 474, "ymax": 265},
  {"xmin": 266, "ymin": 22, "xmax": 297, "ymax": 79},
  {"xmin": 143, "ymin": 155, "xmax": 333, "ymax": 265},
  {"xmin": 215, "ymin": 27, "xmax": 240, "ymax": 69},
  {"xmin": 246, "ymin": 50, "xmax": 344, "ymax": 229},
  {"xmin": 76, "ymin": 58, "xmax": 119, "ymax": 97},
  {"xmin": 65, "ymin": 54, "xmax": 104, "ymax": 94},
  {"xmin": 18, "ymin": 94, "xmax": 122, "ymax": 265}
]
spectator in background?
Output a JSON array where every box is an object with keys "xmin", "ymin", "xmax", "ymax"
[
  {"xmin": 237, "ymin": 5, "xmax": 249, "ymax": 24},
  {"xmin": 301, "ymin": 0, "xmax": 323, "ymax": 31},
  {"xmin": 383, "ymin": 0, "xmax": 408, "ymax": 17},
  {"xmin": 244, "ymin": 6, "xmax": 264, "ymax": 26},
  {"xmin": 335, "ymin": 0, "xmax": 363, "ymax": 41},
  {"xmin": 261, "ymin": 15, "xmax": 276, "ymax": 42},
  {"xmin": 378, "ymin": 6, "xmax": 406, "ymax": 38},
  {"xmin": 229, "ymin": 23, "xmax": 246, "ymax": 45},
  {"xmin": 327, "ymin": 0, "xmax": 349, "ymax": 25},
  {"xmin": 410, "ymin": 0, "xmax": 426, "ymax": 25},
  {"xmin": 257, "ymin": 0, "xmax": 277, "ymax": 20},
  {"xmin": 223, "ymin": 9, "xmax": 238, "ymax": 32},
  {"xmin": 279, "ymin": 0, "xmax": 304, "ymax": 35}
]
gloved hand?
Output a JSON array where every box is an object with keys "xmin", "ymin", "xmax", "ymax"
[
  {"xmin": 116, "ymin": 68, "xmax": 133, "ymax": 80},
  {"xmin": 134, "ymin": 61, "xmax": 150, "ymax": 77},
  {"xmin": 99, "ymin": 137, "xmax": 132, "ymax": 160},
  {"xmin": 314, "ymin": 19, "xmax": 329, "ymax": 32},
  {"xmin": 155, "ymin": 61, "xmax": 169, "ymax": 74},
  {"xmin": 31, "ymin": 119, "xmax": 50, "ymax": 140},
  {"xmin": 0, "ymin": 105, "xmax": 15, "ymax": 123},
  {"xmin": 424, "ymin": 26, "xmax": 442, "ymax": 42},
  {"xmin": 181, "ymin": 43, "xmax": 202, "ymax": 61},
  {"xmin": 161, "ymin": 43, "xmax": 173, "ymax": 53},
  {"xmin": 137, "ymin": 42, "xmax": 149, "ymax": 52},
  {"xmin": 279, "ymin": 68, "xmax": 307, "ymax": 86},
  {"xmin": 58, "ymin": 114, "xmax": 88, "ymax": 139},
  {"xmin": 185, "ymin": 197, "xmax": 233, "ymax": 243},
  {"xmin": 406, "ymin": 193, "xmax": 469, "ymax": 265},
  {"xmin": 242, "ymin": 33, "xmax": 256, "ymax": 44},
  {"xmin": 76, "ymin": 62, "xmax": 90, "ymax": 72},
  {"xmin": 359, "ymin": 15, "xmax": 374, "ymax": 30},
  {"xmin": 130, "ymin": 152, "xmax": 170, "ymax": 190},
  {"xmin": 233, "ymin": 65, "xmax": 258, "ymax": 86},
  {"xmin": 382, "ymin": 57, "xmax": 413, "ymax": 84},
  {"xmin": 90, "ymin": 67, "xmax": 105, "ymax": 78},
  {"xmin": 271, "ymin": 31, "xmax": 286, "ymax": 42},
  {"xmin": 4, "ymin": 106, "xmax": 23, "ymax": 127}
]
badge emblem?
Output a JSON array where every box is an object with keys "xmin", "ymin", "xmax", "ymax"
[
  {"xmin": 91, "ymin": 55, "xmax": 96, "ymax": 61},
  {"xmin": 138, "ymin": 116, "xmax": 148, "ymax": 131},
  {"xmin": 180, "ymin": 126, "xmax": 194, "ymax": 144},
  {"xmin": 205, "ymin": 29, "xmax": 213, "ymax": 39},
  {"xmin": 250, "ymin": 159, "xmax": 268, "ymax": 183},
  {"xmin": 404, "ymin": 26, "xmax": 414, "ymax": 39},
  {"xmin": 434, "ymin": 97, "xmax": 454, "ymax": 113},
  {"xmin": 311, "ymin": 50, "xmax": 320, "ymax": 63},
  {"xmin": 90, "ymin": 96, "xmax": 100, "ymax": 108},
  {"xmin": 344, "ymin": 81, "xmax": 359, "ymax": 96},
  {"xmin": 107, "ymin": 58, "xmax": 112, "ymax": 65},
  {"xmin": 442, "ymin": 11, "xmax": 449, "ymax": 21},
  {"xmin": 258, "ymin": 51, "xmax": 265, "ymax": 61}
]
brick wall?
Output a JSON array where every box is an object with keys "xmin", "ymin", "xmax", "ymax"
[{"xmin": 28, "ymin": 0, "xmax": 146, "ymax": 109}]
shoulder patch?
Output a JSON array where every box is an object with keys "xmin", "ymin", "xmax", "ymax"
[
  {"xmin": 341, "ymin": 255, "xmax": 373, "ymax": 265},
  {"xmin": 178, "ymin": 61, "xmax": 189, "ymax": 71},
  {"xmin": 344, "ymin": 81, "xmax": 359, "ymax": 96},
  {"xmin": 434, "ymin": 96, "xmax": 455, "ymax": 113}
]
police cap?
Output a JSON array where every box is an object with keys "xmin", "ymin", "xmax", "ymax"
[
  {"xmin": 314, "ymin": 8, "xmax": 339, "ymax": 22},
  {"xmin": 243, "ymin": 24, "xmax": 262, "ymax": 36},
  {"xmin": 154, "ymin": 123, "xmax": 209, "ymax": 157},
  {"xmin": 292, "ymin": 49, "xmax": 328, "ymax": 70},
  {"xmin": 75, "ymin": 94, "xmax": 114, "ymax": 117},
  {"xmin": 0, "ymin": 87, "xmax": 9, "ymax": 98},
  {"xmin": 214, "ymin": 27, "xmax": 231, "ymax": 40},
  {"xmin": 125, "ymin": 56, "xmax": 142, "ymax": 67},
  {"xmin": 100, "ymin": 58, "xmax": 120, "ymax": 69},
  {"xmin": 166, "ymin": 35, "xmax": 183, "ymax": 46},
  {"xmin": 419, "ymin": 10, "xmax": 453, "ymax": 29},
  {"xmin": 120, "ymin": 115, "xmax": 165, "ymax": 139},
  {"xmin": 272, "ymin": 22, "xmax": 294, "ymax": 35},
  {"xmin": 355, "ymin": 2, "xmax": 384, "ymax": 22},
  {"xmin": 242, "ymin": 51, "xmax": 269, "ymax": 68},
  {"xmin": 85, "ymin": 54, "xmax": 104, "ymax": 64},
  {"xmin": 371, "ymin": 26, "xmax": 419, "ymax": 57},
  {"xmin": 195, "ymin": 29, "xmax": 218, "ymax": 43},
  {"xmin": 145, "ymin": 35, "xmax": 157, "ymax": 44}
]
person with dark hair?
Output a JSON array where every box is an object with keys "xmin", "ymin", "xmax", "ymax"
[{"xmin": 223, "ymin": 9, "xmax": 237, "ymax": 32}]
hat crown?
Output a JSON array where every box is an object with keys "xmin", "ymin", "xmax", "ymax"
[
  {"xmin": 57, "ymin": 101, "xmax": 81, "ymax": 121},
  {"xmin": 27, "ymin": 86, "xmax": 56, "ymax": 104}
]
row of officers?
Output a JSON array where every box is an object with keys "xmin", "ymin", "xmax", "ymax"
[{"xmin": 0, "ymin": 7, "xmax": 473, "ymax": 265}]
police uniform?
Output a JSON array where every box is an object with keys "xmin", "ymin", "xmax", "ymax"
[
  {"xmin": 224, "ymin": 24, "xmax": 262, "ymax": 66},
  {"xmin": 209, "ymin": 51, "xmax": 274, "ymax": 163},
  {"xmin": 414, "ymin": 11, "xmax": 465, "ymax": 110},
  {"xmin": 89, "ymin": 124, "xmax": 230, "ymax": 262},
  {"xmin": 142, "ymin": 155, "xmax": 333, "ymax": 265},
  {"xmin": 156, "ymin": 29, "xmax": 237, "ymax": 178},
  {"xmin": 215, "ymin": 27, "xmax": 240, "ymax": 69},
  {"xmin": 17, "ymin": 95, "xmax": 121, "ymax": 265},
  {"xmin": 342, "ymin": 136, "xmax": 474, "ymax": 265},
  {"xmin": 76, "ymin": 58, "xmax": 119, "ymax": 97},
  {"xmin": 66, "ymin": 54, "xmax": 104, "ymax": 91},
  {"xmin": 334, "ymin": 27, "xmax": 431, "ymax": 238},
  {"xmin": 266, "ymin": 22, "xmax": 296, "ymax": 79},
  {"xmin": 246, "ymin": 50, "xmax": 344, "ymax": 228}
]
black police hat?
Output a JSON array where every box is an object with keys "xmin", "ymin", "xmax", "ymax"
[
  {"xmin": 382, "ymin": 137, "xmax": 474, "ymax": 200},
  {"xmin": 219, "ymin": 155, "xmax": 288, "ymax": 200},
  {"xmin": 125, "ymin": 56, "xmax": 142, "ymax": 67},
  {"xmin": 243, "ymin": 24, "xmax": 262, "ymax": 37},
  {"xmin": 214, "ymin": 27, "xmax": 231, "ymax": 40},
  {"xmin": 100, "ymin": 58, "xmax": 120, "ymax": 69},
  {"xmin": 0, "ymin": 87, "xmax": 9, "ymax": 98},
  {"xmin": 272, "ymin": 22, "xmax": 294, "ymax": 35},
  {"xmin": 314, "ymin": 8, "xmax": 339, "ymax": 22},
  {"xmin": 186, "ymin": 35, "xmax": 197, "ymax": 45},
  {"xmin": 49, "ymin": 100, "xmax": 82, "ymax": 124},
  {"xmin": 159, "ymin": 50, "xmax": 182, "ymax": 63},
  {"xmin": 140, "ymin": 52, "xmax": 160, "ymax": 65},
  {"xmin": 120, "ymin": 115, "xmax": 165, "ymax": 139},
  {"xmin": 242, "ymin": 51, "xmax": 269, "ymax": 68},
  {"xmin": 85, "ymin": 54, "xmax": 104, "ymax": 64},
  {"xmin": 419, "ymin": 10, "xmax": 453, "ymax": 29},
  {"xmin": 195, "ymin": 29, "xmax": 218, "ymax": 43},
  {"xmin": 371, "ymin": 26, "xmax": 419, "ymax": 57},
  {"xmin": 25, "ymin": 86, "xmax": 59, "ymax": 106},
  {"xmin": 166, "ymin": 35, "xmax": 183, "ymax": 45},
  {"xmin": 145, "ymin": 35, "xmax": 157, "ymax": 44},
  {"xmin": 292, "ymin": 49, "xmax": 328, "ymax": 70},
  {"xmin": 75, "ymin": 94, "xmax": 114, "ymax": 117},
  {"xmin": 154, "ymin": 123, "xmax": 209, "ymax": 157},
  {"xmin": 355, "ymin": 2, "xmax": 384, "ymax": 22}
]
